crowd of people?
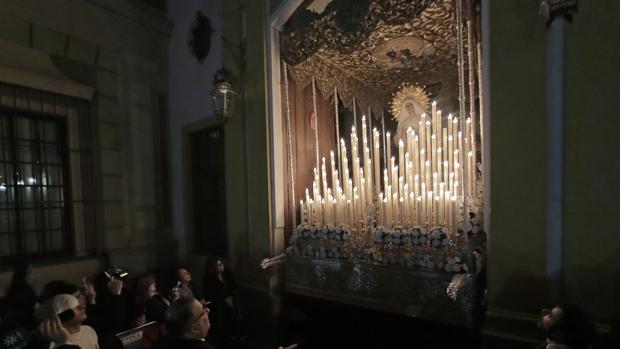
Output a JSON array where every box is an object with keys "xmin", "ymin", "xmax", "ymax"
[
  {"xmin": 0, "ymin": 256, "xmax": 599, "ymax": 349},
  {"xmin": 0, "ymin": 257, "xmax": 249, "ymax": 349}
]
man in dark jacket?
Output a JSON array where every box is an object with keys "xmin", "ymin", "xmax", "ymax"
[
  {"xmin": 537, "ymin": 304, "xmax": 596, "ymax": 349},
  {"xmin": 153, "ymin": 297, "xmax": 213, "ymax": 349}
]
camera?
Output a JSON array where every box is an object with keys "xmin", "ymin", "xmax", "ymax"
[{"xmin": 104, "ymin": 266, "xmax": 129, "ymax": 280}]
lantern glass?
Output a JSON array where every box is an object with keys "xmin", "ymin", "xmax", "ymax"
[{"xmin": 210, "ymin": 82, "xmax": 237, "ymax": 119}]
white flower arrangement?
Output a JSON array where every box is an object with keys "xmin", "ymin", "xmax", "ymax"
[
  {"xmin": 429, "ymin": 226, "xmax": 449, "ymax": 249},
  {"xmin": 410, "ymin": 226, "xmax": 428, "ymax": 246},
  {"xmin": 288, "ymin": 218, "xmax": 486, "ymax": 275},
  {"xmin": 373, "ymin": 226, "xmax": 387, "ymax": 244},
  {"xmin": 391, "ymin": 226, "xmax": 404, "ymax": 245}
]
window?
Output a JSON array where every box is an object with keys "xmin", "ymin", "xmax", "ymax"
[{"xmin": 0, "ymin": 82, "xmax": 95, "ymax": 262}]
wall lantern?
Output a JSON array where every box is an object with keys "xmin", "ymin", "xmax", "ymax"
[{"xmin": 210, "ymin": 67, "xmax": 237, "ymax": 120}]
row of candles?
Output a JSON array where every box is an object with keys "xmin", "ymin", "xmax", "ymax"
[{"xmin": 299, "ymin": 102, "xmax": 477, "ymax": 233}]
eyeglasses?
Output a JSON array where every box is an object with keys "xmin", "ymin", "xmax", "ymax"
[
  {"xmin": 542, "ymin": 308, "xmax": 552, "ymax": 316},
  {"xmin": 188, "ymin": 307, "xmax": 210, "ymax": 328}
]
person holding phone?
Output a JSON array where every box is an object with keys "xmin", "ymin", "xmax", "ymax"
[
  {"xmin": 89, "ymin": 270, "xmax": 127, "ymax": 336},
  {"xmin": 175, "ymin": 267, "xmax": 197, "ymax": 299},
  {"xmin": 38, "ymin": 294, "xmax": 98, "ymax": 349}
]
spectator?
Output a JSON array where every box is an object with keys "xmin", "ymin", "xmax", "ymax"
[
  {"xmin": 537, "ymin": 304, "xmax": 596, "ymax": 349},
  {"xmin": 37, "ymin": 317, "xmax": 80, "ymax": 349},
  {"xmin": 90, "ymin": 271, "xmax": 126, "ymax": 336},
  {"xmin": 173, "ymin": 267, "xmax": 199, "ymax": 300},
  {"xmin": 152, "ymin": 297, "xmax": 213, "ymax": 349},
  {"xmin": 0, "ymin": 258, "xmax": 38, "ymax": 333},
  {"xmin": 128, "ymin": 274, "xmax": 170, "ymax": 326},
  {"xmin": 35, "ymin": 281, "xmax": 83, "ymax": 323},
  {"xmin": 203, "ymin": 258, "xmax": 239, "ymax": 349},
  {"xmin": 38, "ymin": 294, "xmax": 98, "ymax": 349}
]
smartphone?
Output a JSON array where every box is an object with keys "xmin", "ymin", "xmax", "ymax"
[{"xmin": 57, "ymin": 309, "xmax": 75, "ymax": 323}]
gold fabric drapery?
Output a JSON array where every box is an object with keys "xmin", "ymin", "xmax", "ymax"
[{"xmin": 287, "ymin": 54, "xmax": 388, "ymax": 118}]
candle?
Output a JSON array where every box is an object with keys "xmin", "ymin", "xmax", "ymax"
[
  {"xmin": 331, "ymin": 194, "xmax": 336, "ymax": 226},
  {"xmin": 405, "ymin": 154, "xmax": 412, "ymax": 199},
  {"xmin": 321, "ymin": 198, "xmax": 326, "ymax": 226},
  {"xmin": 394, "ymin": 193, "xmax": 399, "ymax": 225},
  {"xmin": 347, "ymin": 199, "xmax": 353, "ymax": 228},
  {"xmin": 321, "ymin": 157, "xmax": 328, "ymax": 200},
  {"xmin": 403, "ymin": 184, "xmax": 409, "ymax": 225},
  {"xmin": 409, "ymin": 192, "xmax": 415, "ymax": 226},
  {"xmin": 413, "ymin": 134, "xmax": 419, "ymax": 178},
  {"xmin": 382, "ymin": 197, "xmax": 388, "ymax": 227},
  {"xmin": 353, "ymin": 187, "xmax": 359, "ymax": 229},
  {"xmin": 436, "ymin": 110, "xmax": 443, "ymax": 154},
  {"xmin": 442, "ymin": 128, "xmax": 448, "ymax": 184},
  {"xmin": 427, "ymin": 190, "xmax": 433, "ymax": 226},
  {"xmin": 431, "ymin": 101, "xmax": 437, "ymax": 131},
  {"xmin": 388, "ymin": 158, "xmax": 397, "ymax": 193},
  {"xmin": 366, "ymin": 158, "xmax": 372, "ymax": 206},
  {"xmin": 439, "ymin": 182, "xmax": 445, "ymax": 225},
  {"xmin": 398, "ymin": 139, "xmax": 405, "ymax": 180},
  {"xmin": 434, "ymin": 193, "xmax": 440, "ymax": 226},
  {"xmin": 385, "ymin": 132, "xmax": 392, "ymax": 167},
  {"xmin": 391, "ymin": 158, "xmax": 398, "ymax": 198},
  {"xmin": 308, "ymin": 199, "xmax": 314, "ymax": 226},
  {"xmin": 448, "ymin": 136, "xmax": 454, "ymax": 191},
  {"xmin": 454, "ymin": 150, "xmax": 460, "ymax": 195},
  {"xmin": 437, "ymin": 146, "xmax": 442, "ymax": 190},
  {"xmin": 421, "ymin": 183, "xmax": 426, "ymax": 224},
  {"xmin": 453, "ymin": 179, "xmax": 460, "ymax": 224},
  {"xmin": 420, "ymin": 147, "xmax": 426, "ymax": 197},
  {"xmin": 348, "ymin": 179, "xmax": 353, "ymax": 217},
  {"xmin": 431, "ymin": 134, "xmax": 437, "ymax": 175},
  {"xmin": 398, "ymin": 176, "xmax": 404, "ymax": 207},
  {"xmin": 362, "ymin": 117, "xmax": 372, "ymax": 203},
  {"xmin": 340, "ymin": 138, "xmax": 347, "ymax": 180},
  {"xmin": 406, "ymin": 128, "xmax": 412, "ymax": 159},
  {"xmin": 327, "ymin": 194, "xmax": 333, "ymax": 226},
  {"xmin": 426, "ymin": 121, "xmax": 431, "ymax": 174},
  {"xmin": 330, "ymin": 151, "xmax": 337, "ymax": 194},
  {"xmin": 451, "ymin": 195, "xmax": 457, "ymax": 233},
  {"xmin": 373, "ymin": 131, "xmax": 381, "ymax": 197},
  {"xmin": 468, "ymin": 150, "xmax": 474, "ymax": 197},
  {"xmin": 420, "ymin": 113, "xmax": 427, "ymax": 147},
  {"xmin": 378, "ymin": 192, "xmax": 384, "ymax": 226},
  {"xmin": 386, "ymin": 185, "xmax": 392, "ymax": 228},
  {"xmin": 300, "ymin": 200, "xmax": 306, "ymax": 224},
  {"xmin": 416, "ymin": 196, "xmax": 422, "ymax": 226},
  {"xmin": 360, "ymin": 174, "xmax": 366, "ymax": 221}
]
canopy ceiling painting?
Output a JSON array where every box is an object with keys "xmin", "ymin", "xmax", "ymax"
[{"xmin": 281, "ymin": 0, "xmax": 475, "ymax": 117}]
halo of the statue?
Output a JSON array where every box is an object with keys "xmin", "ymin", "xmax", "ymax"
[{"xmin": 390, "ymin": 84, "xmax": 430, "ymax": 123}]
